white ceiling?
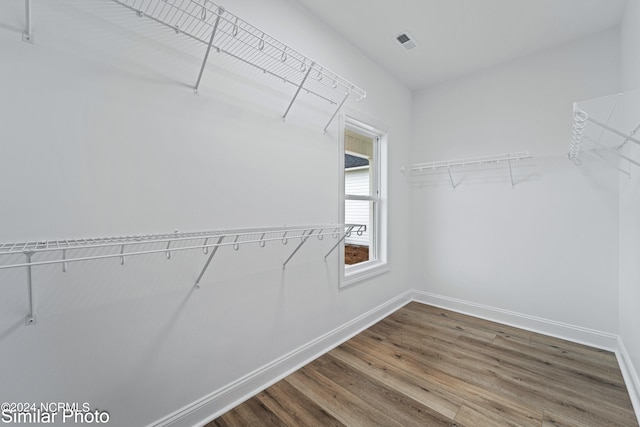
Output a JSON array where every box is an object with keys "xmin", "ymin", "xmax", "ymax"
[{"xmin": 294, "ymin": 0, "xmax": 628, "ymax": 90}]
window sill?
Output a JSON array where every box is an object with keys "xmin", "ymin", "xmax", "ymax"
[{"xmin": 341, "ymin": 261, "xmax": 390, "ymax": 288}]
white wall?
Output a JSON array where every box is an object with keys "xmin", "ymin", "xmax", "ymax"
[
  {"xmin": 619, "ymin": 0, "xmax": 640, "ymax": 413},
  {"xmin": 3, "ymin": 0, "xmax": 636, "ymax": 424},
  {"xmin": 410, "ymin": 29, "xmax": 621, "ymax": 341},
  {"xmin": 0, "ymin": 1, "xmax": 412, "ymax": 425}
]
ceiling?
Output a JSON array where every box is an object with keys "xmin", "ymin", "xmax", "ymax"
[{"xmin": 294, "ymin": 0, "xmax": 628, "ymax": 90}]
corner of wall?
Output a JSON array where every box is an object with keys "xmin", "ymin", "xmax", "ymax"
[
  {"xmin": 619, "ymin": 1, "xmax": 640, "ymax": 425},
  {"xmin": 410, "ymin": 290, "xmax": 619, "ymax": 351},
  {"xmin": 617, "ymin": 337, "xmax": 640, "ymax": 424}
]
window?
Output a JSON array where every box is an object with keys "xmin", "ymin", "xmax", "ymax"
[{"xmin": 340, "ymin": 116, "xmax": 388, "ymax": 287}]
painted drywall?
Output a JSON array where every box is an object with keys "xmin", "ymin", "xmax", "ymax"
[
  {"xmin": 619, "ymin": 0, "xmax": 640, "ymax": 410},
  {"xmin": 410, "ymin": 29, "xmax": 621, "ymax": 337},
  {"xmin": 0, "ymin": 1, "xmax": 412, "ymax": 425}
]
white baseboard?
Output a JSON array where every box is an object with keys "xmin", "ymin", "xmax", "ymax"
[
  {"xmin": 150, "ymin": 290, "xmax": 413, "ymax": 427},
  {"xmin": 617, "ymin": 337, "xmax": 640, "ymax": 424},
  {"xmin": 410, "ymin": 290, "xmax": 619, "ymax": 351},
  {"xmin": 151, "ymin": 288, "xmax": 632, "ymax": 427}
]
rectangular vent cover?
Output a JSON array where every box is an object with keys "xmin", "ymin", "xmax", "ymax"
[{"xmin": 395, "ymin": 31, "xmax": 417, "ymax": 50}]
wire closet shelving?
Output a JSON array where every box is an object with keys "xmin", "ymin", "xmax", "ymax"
[
  {"xmin": 111, "ymin": 0, "xmax": 366, "ymax": 131},
  {"xmin": 569, "ymin": 90, "xmax": 640, "ymax": 176},
  {"xmin": 0, "ymin": 224, "xmax": 365, "ymax": 326},
  {"xmin": 402, "ymin": 151, "xmax": 533, "ymax": 189}
]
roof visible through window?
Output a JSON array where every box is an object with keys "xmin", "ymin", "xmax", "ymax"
[{"xmin": 345, "ymin": 154, "xmax": 369, "ymax": 169}]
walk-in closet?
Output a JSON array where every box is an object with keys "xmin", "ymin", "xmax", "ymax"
[{"xmin": 1, "ymin": 1, "xmax": 639, "ymax": 425}]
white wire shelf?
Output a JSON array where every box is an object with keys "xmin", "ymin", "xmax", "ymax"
[
  {"xmin": 402, "ymin": 151, "xmax": 532, "ymax": 189},
  {"xmin": 1, "ymin": 224, "xmax": 365, "ymax": 326},
  {"xmin": 112, "ymin": 0, "xmax": 366, "ymax": 131},
  {"xmin": 569, "ymin": 90, "xmax": 640, "ymax": 176}
]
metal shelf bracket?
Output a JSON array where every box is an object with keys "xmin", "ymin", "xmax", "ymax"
[
  {"xmin": 507, "ymin": 155, "xmax": 514, "ymax": 188},
  {"xmin": 324, "ymin": 225, "xmax": 363, "ymax": 259},
  {"xmin": 324, "ymin": 91, "xmax": 350, "ymax": 134},
  {"xmin": 112, "ymin": 0, "xmax": 366, "ymax": 130},
  {"xmin": 282, "ymin": 229, "xmax": 314, "ymax": 269},
  {"xmin": 194, "ymin": 6, "xmax": 223, "ymax": 95},
  {"xmin": 282, "ymin": 63, "xmax": 313, "ymax": 121},
  {"xmin": 194, "ymin": 236, "xmax": 224, "ymax": 288},
  {"xmin": 1, "ymin": 225, "xmax": 364, "ymax": 323},
  {"xmin": 446, "ymin": 165, "xmax": 456, "ymax": 189},
  {"xmin": 24, "ymin": 251, "xmax": 36, "ymax": 325},
  {"xmin": 22, "ymin": 0, "xmax": 33, "ymax": 43}
]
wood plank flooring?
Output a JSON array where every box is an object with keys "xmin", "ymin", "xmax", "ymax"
[{"xmin": 208, "ymin": 302, "xmax": 638, "ymax": 426}]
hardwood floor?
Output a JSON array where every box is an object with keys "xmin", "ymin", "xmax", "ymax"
[{"xmin": 208, "ymin": 302, "xmax": 638, "ymax": 426}]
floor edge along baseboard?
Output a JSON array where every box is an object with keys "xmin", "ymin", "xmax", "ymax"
[
  {"xmin": 150, "ymin": 290, "xmax": 413, "ymax": 427},
  {"xmin": 618, "ymin": 337, "xmax": 640, "ymax": 425},
  {"xmin": 151, "ymin": 288, "xmax": 634, "ymax": 427},
  {"xmin": 411, "ymin": 290, "xmax": 619, "ymax": 351}
]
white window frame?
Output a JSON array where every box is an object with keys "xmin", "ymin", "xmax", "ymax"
[{"xmin": 339, "ymin": 114, "xmax": 389, "ymax": 288}]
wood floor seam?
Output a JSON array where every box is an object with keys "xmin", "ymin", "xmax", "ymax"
[{"xmin": 208, "ymin": 302, "xmax": 639, "ymax": 427}]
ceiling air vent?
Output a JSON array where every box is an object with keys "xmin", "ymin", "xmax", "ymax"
[{"xmin": 395, "ymin": 31, "xmax": 418, "ymax": 51}]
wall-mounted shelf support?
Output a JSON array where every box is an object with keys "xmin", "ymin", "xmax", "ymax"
[
  {"xmin": 586, "ymin": 136, "xmax": 640, "ymax": 168},
  {"xmin": 402, "ymin": 151, "xmax": 532, "ymax": 189},
  {"xmin": 582, "ymin": 115, "xmax": 640, "ymax": 147},
  {"xmin": 446, "ymin": 166, "xmax": 455, "ymax": 189},
  {"xmin": 282, "ymin": 64, "xmax": 313, "ymax": 121},
  {"xmin": 620, "ymin": 123, "xmax": 640, "ymax": 148},
  {"xmin": 22, "ymin": 0, "xmax": 33, "ymax": 43},
  {"xmin": 282, "ymin": 228, "xmax": 314, "ymax": 268},
  {"xmin": 582, "ymin": 145, "xmax": 631, "ymax": 177},
  {"xmin": 24, "ymin": 252, "xmax": 36, "ymax": 325},
  {"xmin": 324, "ymin": 225, "xmax": 365, "ymax": 259},
  {"xmin": 194, "ymin": 6, "xmax": 223, "ymax": 95},
  {"xmin": 112, "ymin": 0, "xmax": 366, "ymax": 130},
  {"xmin": 194, "ymin": 236, "xmax": 224, "ymax": 288},
  {"xmin": 324, "ymin": 91, "xmax": 350, "ymax": 134},
  {"xmin": 0, "ymin": 225, "xmax": 363, "ymax": 324},
  {"xmin": 506, "ymin": 155, "xmax": 515, "ymax": 188},
  {"xmin": 569, "ymin": 90, "xmax": 640, "ymax": 174}
]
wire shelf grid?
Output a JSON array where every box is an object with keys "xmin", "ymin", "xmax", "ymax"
[
  {"xmin": 403, "ymin": 151, "xmax": 532, "ymax": 173},
  {"xmin": 112, "ymin": 0, "xmax": 365, "ymax": 114},
  {"xmin": 402, "ymin": 151, "xmax": 533, "ymax": 189},
  {"xmin": 0, "ymin": 224, "xmax": 365, "ymax": 269},
  {"xmin": 568, "ymin": 90, "xmax": 640, "ymax": 175},
  {"xmin": 2, "ymin": 224, "xmax": 365, "ymax": 326}
]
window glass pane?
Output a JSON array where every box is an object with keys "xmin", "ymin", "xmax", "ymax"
[
  {"xmin": 345, "ymin": 199, "xmax": 373, "ymax": 265},
  {"xmin": 345, "ymin": 156, "xmax": 370, "ymax": 197},
  {"xmin": 344, "ymin": 130, "xmax": 374, "ymax": 197}
]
